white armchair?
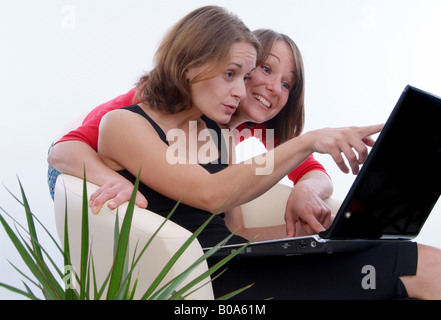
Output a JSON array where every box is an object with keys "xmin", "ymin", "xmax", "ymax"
[{"xmin": 54, "ymin": 173, "xmax": 341, "ymax": 300}]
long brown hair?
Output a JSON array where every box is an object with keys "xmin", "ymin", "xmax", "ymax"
[
  {"xmin": 136, "ymin": 6, "xmax": 260, "ymax": 114},
  {"xmin": 251, "ymin": 29, "xmax": 305, "ymax": 145}
]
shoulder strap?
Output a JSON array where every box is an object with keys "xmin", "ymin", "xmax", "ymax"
[
  {"xmin": 121, "ymin": 105, "xmax": 168, "ymax": 145},
  {"xmin": 201, "ymin": 115, "xmax": 228, "ymax": 164},
  {"xmin": 120, "ymin": 107, "xmax": 227, "ymax": 162}
]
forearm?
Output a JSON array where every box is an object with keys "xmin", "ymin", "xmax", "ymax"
[
  {"xmin": 237, "ymin": 225, "xmax": 287, "ymax": 241},
  {"xmin": 99, "ymin": 110, "xmax": 316, "ymax": 214},
  {"xmin": 48, "ymin": 140, "xmax": 125, "ymax": 186},
  {"xmin": 225, "ymin": 207, "xmax": 307, "ymax": 241},
  {"xmin": 284, "ymin": 170, "xmax": 335, "ymax": 237},
  {"xmin": 295, "ymin": 170, "xmax": 334, "ymax": 200},
  {"xmin": 207, "ymin": 134, "xmax": 314, "ymax": 212},
  {"xmin": 99, "ymin": 110, "xmax": 381, "ymax": 215}
]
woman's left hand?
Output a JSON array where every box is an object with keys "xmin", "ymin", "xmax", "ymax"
[
  {"xmin": 284, "ymin": 182, "xmax": 332, "ymax": 237},
  {"xmin": 89, "ymin": 179, "xmax": 148, "ymax": 214}
]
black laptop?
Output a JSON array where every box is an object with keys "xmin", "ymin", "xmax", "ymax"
[{"xmin": 208, "ymin": 85, "xmax": 441, "ymax": 257}]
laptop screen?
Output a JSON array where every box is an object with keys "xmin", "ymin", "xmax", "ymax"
[{"xmin": 320, "ymin": 86, "xmax": 441, "ymax": 240}]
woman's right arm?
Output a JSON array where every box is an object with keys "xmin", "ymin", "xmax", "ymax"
[
  {"xmin": 48, "ymin": 140, "xmax": 148, "ymax": 212},
  {"xmin": 97, "ymin": 109, "xmax": 382, "ymax": 216}
]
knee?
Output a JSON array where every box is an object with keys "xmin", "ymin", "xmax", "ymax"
[
  {"xmin": 402, "ymin": 244, "xmax": 441, "ymax": 300},
  {"xmin": 418, "ymin": 244, "xmax": 441, "ymax": 272}
]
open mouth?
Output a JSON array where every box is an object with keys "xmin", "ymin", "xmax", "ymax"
[
  {"xmin": 224, "ymin": 104, "xmax": 237, "ymax": 114},
  {"xmin": 254, "ymin": 94, "xmax": 272, "ymax": 109}
]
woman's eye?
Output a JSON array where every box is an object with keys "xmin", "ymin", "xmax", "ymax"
[
  {"xmin": 226, "ymin": 71, "xmax": 234, "ymax": 78},
  {"xmin": 261, "ymin": 65, "xmax": 270, "ymax": 74},
  {"xmin": 282, "ymin": 82, "xmax": 291, "ymax": 89}
]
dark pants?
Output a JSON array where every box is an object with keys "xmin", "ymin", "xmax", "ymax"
[{"xmin": 209, "ymin": 242, "xmax": 417, "ymax": 300}]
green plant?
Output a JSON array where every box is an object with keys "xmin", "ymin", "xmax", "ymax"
[{"xmin": 0, "ymin": 171, "xmax": 252, "ymax": 300}]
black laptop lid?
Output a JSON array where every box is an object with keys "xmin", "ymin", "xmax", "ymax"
[{"xmin": 320, "ymin": 86, "xmax": 441, "ymax": 240}]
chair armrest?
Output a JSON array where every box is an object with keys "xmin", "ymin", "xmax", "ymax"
[
  {"xmin": 54, "ymin": 174, "xmax": 214, "ymax": 300},
  {"xmin": 240, "ymin": 183, "xmax": 342, "ymax": 228}
]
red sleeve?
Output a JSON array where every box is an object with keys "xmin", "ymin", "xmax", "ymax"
[
  {"xmin": 237, "ymin": 123, "xmax": 329, "ymax": 185},
  {"xmin": 56, "ymin": 88, "xmax": 138, "ymax": 150},
  {"xmin": 287, "ymin": 155, "xmax": 329, "ymax": 185},
  {"xmin": 236, "ymin": 123, "xmax": 275, "ymax": 146}
]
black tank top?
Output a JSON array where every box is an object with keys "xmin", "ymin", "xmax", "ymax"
[{"xmin": 117, "ymin": 105, "xmax": 247, "ymax": 247}]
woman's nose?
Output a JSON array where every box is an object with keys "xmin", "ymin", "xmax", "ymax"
[
  {"xmin": 267, "ymin": 78, "xmax": 282, "ymax": 95},
  {"xmin": 232, "ymin": 78, "xmax": 247, "ymax": 101}
]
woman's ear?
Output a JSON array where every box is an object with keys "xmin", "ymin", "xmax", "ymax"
[{"xmin": 185, "ymin": 67, "xmax": 195, "ymax": 83}]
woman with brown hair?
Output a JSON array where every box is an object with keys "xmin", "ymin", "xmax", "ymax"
[
  {"xmin": 48, "ymin": 6, "xmax": 441, "ymax": 299},
  {"xmin": 49, "ymin": 28, "xmax": 332, "ymax": 237},
  {"xmin": 228, "ymin": 29, "xmax": 333, "ymax": 237}
]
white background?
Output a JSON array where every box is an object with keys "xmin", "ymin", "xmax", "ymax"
[{"xmin": 1, "ymin": 0, "xmax": 441, "ymax": 299}]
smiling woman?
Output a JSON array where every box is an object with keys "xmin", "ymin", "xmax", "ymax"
[
  {"xmin": 25, "ymin": 1, "xmax": 438, "ymax": 298},
  {"xmin": 47, "ymin": 7, "xmax": 379, "ymax": 250},
  {"xmin": 229, "ymin": 29, "xmax": 306, "ymax": 145},
  {"xmin": 3, "ymin": 0, "xmax": 441, "ymax": 302},
  {"xmin": 232, "ymin": 38, "xmax": 297, "ymax": 126},
  {"xmin": 65, "ymin": 5, "xmax": 402, "ymax": 300}
]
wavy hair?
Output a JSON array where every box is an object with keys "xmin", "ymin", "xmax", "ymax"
[
  {"xmin": 136, "ymin": 6, "xmax": 260, "ymax": 114},
  {"xmin": 251, "ymin": 29, "xmax": 305, "ymax": 145}
]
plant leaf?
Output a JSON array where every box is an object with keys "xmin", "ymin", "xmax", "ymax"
[
  {"xmin": 17, "ymin": 177, "xmax": 44, "ymax": 265},
  {"xmin": 167, "ymin": 235, "xmax": 253, "ymax": 300},
  {"xmin": 0, "ymin": 211, "xmax": 62, "ymax": 300},
  {"xmin": 106, "ymin": 167, "xmax": 141, "ymax": 299},
  {"xmin": 216, "ymin": 283, "xmax": 254, "ymax": 300},
  {"xmin": 145, "ymin": 213, "xmax": 224, "ymax": 300},
  {"xmin": 62, "ymin": 188, "xmax": 77, "ymax": 300},
  {"xmin": 79, "ymin": 166, "xmax": 89, "ymax": 300},
  {"xmin": 0, "ymin": 282, "xmax": 40, "ymax": 300}
]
